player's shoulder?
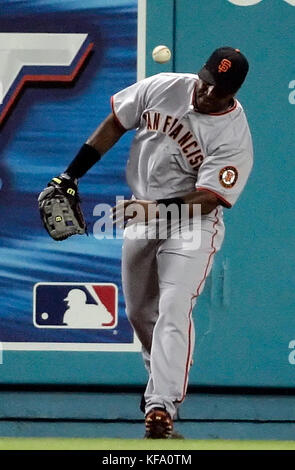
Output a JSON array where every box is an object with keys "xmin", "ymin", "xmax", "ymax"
[
  {"xmin": 141, "ymin": 72, "xmax": 196, "ymax": 90},
  {"xmin": 205, "ymin": 99, "xmax": 252, "ymax": 152},
  {"xmin": 234, "ymin": 99, "xmax": 246, "ymax": 116},
  {"xmin": 220, "ymin": 99, "xmax": 250, "ymax": 129},
  {"xmin": 222, "ymin": 100, "xmax": 253, "ymax": 147},
  {"xmin": 147, "ymin": 72, "xmax": 197, "ymax": 85},
  {"xmin": 142, "ymin": 72, "xmax": 197, "ymax": 98},
  {"xmin": 231, "ymin": 99, "xmax": 251, "ymax": 129}
]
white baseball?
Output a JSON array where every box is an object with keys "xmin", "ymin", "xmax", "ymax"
[{"xmin": 152, "ymin": 45, "xmax": 171, "ymax": 64}]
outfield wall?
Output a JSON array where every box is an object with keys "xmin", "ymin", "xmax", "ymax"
[{"xmin": 0, "ymin": 0, "xmax": 294, "ymax": 391}]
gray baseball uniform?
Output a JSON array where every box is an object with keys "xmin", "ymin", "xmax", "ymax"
[{"xmin": 112, "ymin": 72, "xmax": 253, "ymax": 419}]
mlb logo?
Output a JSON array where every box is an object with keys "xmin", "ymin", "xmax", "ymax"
[{"xmin": 34, "ymin": 283, "xmax": 118, "ymax": 329}]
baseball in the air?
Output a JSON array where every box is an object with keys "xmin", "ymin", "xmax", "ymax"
[{"xmin": 152, "ymin": 45, "xmax": 171, "ymax": 64}]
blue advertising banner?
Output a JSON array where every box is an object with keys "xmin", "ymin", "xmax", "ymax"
[
  {"xmin": 2, "ymin": 0, "xmax": 295, "ymax": 388},
  {"xmin": 0, "ymin": 0, "xmax": 139, "ymax": 352}
]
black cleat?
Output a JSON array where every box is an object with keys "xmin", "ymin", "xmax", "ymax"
[{"xmin": 145, "ymin": 408, "xmax": 173, "ymax": 439}]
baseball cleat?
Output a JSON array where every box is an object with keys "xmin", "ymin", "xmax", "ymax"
[
  {"xmin": 145, "ymin": 408, "xmax": 173, "ymax": 439},
  {"xmin": 144, "ymin": 429, "xmax": 184, "ymax": 439}
]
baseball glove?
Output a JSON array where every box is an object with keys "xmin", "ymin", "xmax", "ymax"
[{"xmin": 38, "ymin": 175, "xmax": 87, "ymax": 241}]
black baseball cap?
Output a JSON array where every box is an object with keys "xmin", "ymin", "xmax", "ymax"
[{"xmin": 198, "ymin": 47, "xmax": 249, "ymax": 94}]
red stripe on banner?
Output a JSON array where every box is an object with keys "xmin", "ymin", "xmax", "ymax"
[
  {"xmin": 0, "ymin": 42, "xmax": 94, "ymax": 126},
  {"xmin": 92, "ymin": 284, "xmax": 117, "ymax": 327},
  {"xmin": 178, "ymin": 207, "xmax": 220, "ymax": 403}
]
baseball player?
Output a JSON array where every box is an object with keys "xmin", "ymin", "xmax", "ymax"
[{"xmin": 39, "ymin": 47, "xmax": 253, "ymax": 438}]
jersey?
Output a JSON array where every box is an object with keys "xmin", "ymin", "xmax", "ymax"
[{"xmin": 111, "ymin": 72, "xmax": 253, "ymax": 209}]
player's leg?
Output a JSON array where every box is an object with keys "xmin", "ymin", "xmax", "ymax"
[
  {"xmin": 122, "ymin": 229, "xmax": 160, "ymax": 414},
  {"xmin": 145, "ymin": 209, "xmax": 225, "ymax": 421},
  {"xmin": 121, "ymin": 228, "xmax": 159, "ymax": 356}
]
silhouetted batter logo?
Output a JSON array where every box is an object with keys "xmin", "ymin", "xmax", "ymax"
[{"xmin": 34, "ymin": 283, "xmax": 117, "ymax": 329}]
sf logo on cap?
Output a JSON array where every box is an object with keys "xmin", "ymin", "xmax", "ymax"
[{"xmin": 218, "ymin": 59, "xmax": 232, "ymax": 73}]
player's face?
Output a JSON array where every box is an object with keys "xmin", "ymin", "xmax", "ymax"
[{"xmin": 195, "ymin": 78, "xmax": 235, "ymax": 114}]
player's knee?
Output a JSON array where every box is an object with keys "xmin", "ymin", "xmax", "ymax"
[{"xmin": 159, "ymin": 288, "xmax": 192, "ymax": 318}]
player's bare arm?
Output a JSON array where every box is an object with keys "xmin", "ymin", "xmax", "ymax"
[
  {"xmin": 64, "ymin": 112, "xmax": 126, "ymax": 179},
  {"xmin": 181, "ymin": 189, "xmax": 220, "ymax": 215},
  {"xmin": 112, "ymin": 190, "xmax": 220, "ymax": 226},
  {"xmin": 86, "ymin": 112, "xmax": 126, "ymax": 155}
]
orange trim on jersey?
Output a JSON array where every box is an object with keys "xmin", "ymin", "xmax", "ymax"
[
  {"xmin": 196, "ymin": 186, "xmax": 232, "ymax": 208},
  {"xmin": 209, "ymin": 99, "xmax": 237, "ymax": 116},
  {"xmin": 110, "ymin": 95, "xmax": 128, "ymax": 132},
  {"xmin": 177, "ymin": 207, "xmax": 220, "ymax": 404}
]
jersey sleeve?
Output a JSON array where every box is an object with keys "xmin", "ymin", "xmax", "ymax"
[
  {"xmin": 111, "ymin": 76, "xmax": 155, "ymax": 130},
  {"xmin": 196, "ymin": 139, "xmax": 253, "ymax": 208}
]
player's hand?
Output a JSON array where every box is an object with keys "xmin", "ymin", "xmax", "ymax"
[
  {"xmin": 111, "ymin": 199, "xmax": 158, "ymax": 227},
  {"xmin": 38, "ymin": 174, "xmax": 87, "ymax": 241}
]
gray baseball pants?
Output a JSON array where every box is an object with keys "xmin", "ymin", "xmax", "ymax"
[{"xmin": 122, "ymin": 207, "xmax": 224, "ymax": 419}]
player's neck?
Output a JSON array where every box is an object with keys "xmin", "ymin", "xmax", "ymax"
[{"xmin": 220, "ymin": 98, "xmax": 235, "ymax": 113}]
